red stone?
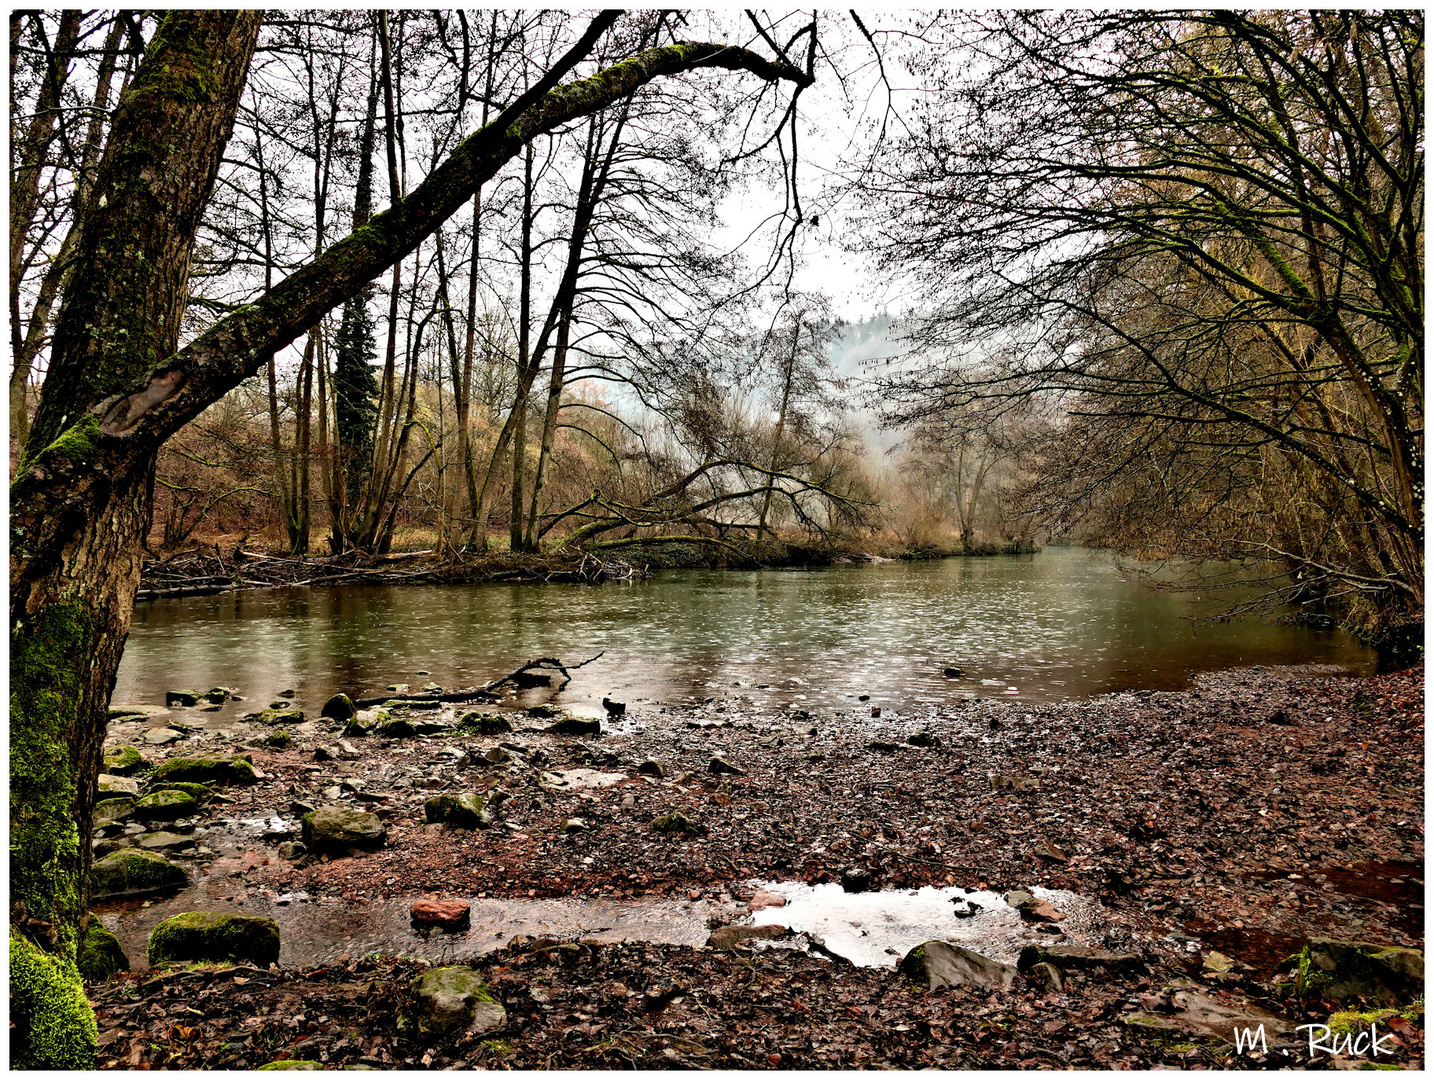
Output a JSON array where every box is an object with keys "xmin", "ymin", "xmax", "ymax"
[
  {"xmin": 410, "ymin": 898, "xmax": 471, "ymax": 930},
  {"xmin": 748, "ymin": 889, "xmax": 787, "ymax": 911}
]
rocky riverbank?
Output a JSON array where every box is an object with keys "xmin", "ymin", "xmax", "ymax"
[{"xmin": 86, "ymin": 662, "xmax": 1423, "ymax": 1069}]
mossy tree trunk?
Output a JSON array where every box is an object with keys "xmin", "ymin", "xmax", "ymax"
[
  {"xmin": 9, "ymin": 12, "xmax": 810, "ymax": 1067},
  {"xmin": 10, "ymin": 13, "xmax": 262, "ymax": 1068}
]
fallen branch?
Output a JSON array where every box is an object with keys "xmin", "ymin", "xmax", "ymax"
[{"xmin": 352, "ymin": 651, "xmax": 605, "ymax": 708}]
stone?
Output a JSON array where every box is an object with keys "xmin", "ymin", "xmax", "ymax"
[
  {"xmin": 94, "ymin": 797, "xmax": 135, "ymax": 824},
  {"xmin": 302, "ymin": 805, "xmax": 387, "ymax": 853},
  {"xmin": 1006, "ymin": 889, "xmax": 1065, "ymax": 923},
  {"xmin": 403, "ymin": 966, "xmax": 506, "ymax": 1036},
  {"xmin": 637, "ymin": 759, "xmax": 666, "ymax": 778},
  {"xmin": 378, "ymin": 718, "xmax": 417, "ymax": 739},
  {"xmin": 262, "ymin": 730, "xmax": 293, "ymax": 749},
  {"xmin": 165, "ymin": 690, "xmax": 202, "ymax": 707},
  {"xmin": 411, "ymin": 899, "xmax": 472, "ymax": 930},
  {"xmin": 151, "ymin": 755, "xmax": 257, "ymax": 786},
  {"xmin": 425, "ymin": 793, "xmax": 485, "ymax": 829},
  {"xmin": 421, "ymin": 681, "xmax": 443, "ymax": 692},
  {"xmin": 97, "ymin": 774, "xmax": 141, "ymax": 797},
  {"xmin": 483, "ymin": 747, "xmax": 512, "ymax": 765},
  {"xmin": 841, "ymin": 866, "xmax": 874, "ymax": 894},
  {"xmin": 902, "ymin": 941, "xmax": 1020, "ymax": 991},
  {"xmin": 546, "ymin": 717, "xmax": 601, "ymax": 736},
  {"xmin": 149, "ymin": 912, "xmax": 281, "ymax": 967},
  {"xmin": 89, "ymin": 849, "xmax": 189, "ymax": 899},
  {"xmin": 257, "ymin": 1063, "xmax": 323, "ymax": 1071},
  {"xmin": 1017, "ymin": 944, "xmax": 1144, "ymax": 975},
  {"xmin": 527, "ymin": 703, "xmax": 561, "ymax": 719},
  {"xmin": 1029, "ymin": 961, "xmax": 1064, "ymax": 991},
  {"xmin": 459, "ymin": 712, "xmax": 512, "ymax": 735},
  {"xmin": 277, "ymin": 841, "xmax": 306, "ymax": 860},
  {"xmin": 1125, "ymin": 988, "xmax": 1295, "ymax": 1045},
  {"xmin": 1202, "ymin": 950, "xmax": 1237, "ymax": 974},
  {"xmin": 866, "ymin": 740, "xmax": 900, "ymax": 752},
  {"xmin": 563, "ymin": 817, "xmax": 588, "ymax": 834},
  {"xmin": 143, "ymin": 727, "xmax": 186, "ymax": 746},
  {"xmin": 132, "ymin": 790, "xmax": 198, "ymax": 822},
  {"xmin": 708, "ymin": 756, "xmax": 744, "ymax": 775},
  {"xmin": 748, "ymin": 889, "xmax": 787, "ymax": 911},
  {"xmin": 650, "ymin": 812, "xmax": 698, "ymax": 836},
  {"xmin": 1033, "ymin": 838, "xmax": 1069, "ymax": 863},
  {"xmin": 102, "ymin": 745, "xmax": 146, "ymax": 776},
  {"xmin": 136, "ymin": 831, "xmax": 197, "ymax": 854},
  {"xmin": 1303, "ymin": 938, "xmax": 1425, "ymax": 1002},
  {"xmin": 943, "ymin": 667, "xmax": 964, "ymax": 678},
  {"xmin": 950, "ymin": 897, "xmax": 981, "ymax": 918},
  {"xmin": 149, "ymin": 781, "xmax": 212, "ymax": 802},
  {"xmin": 321, "ymin": 694, "xmax": 357, "ymax": 721},
  {"xmin": 77, "ymin": 916, "xmax": 129, "ymax": 981},
  {"xmin": 386, "ymin": 684, "xmax": 411, "ymax": 693},
  {"xmin": 905, "ymin": 731, "xmax": 942, "ymax": 748},
  {"xmin": 252, "ymin": 708, "xmax": 305, "ymax": 726},
  {"xmin": 707, "ymin": 924, "xmax": 788, "ymax": 950}
]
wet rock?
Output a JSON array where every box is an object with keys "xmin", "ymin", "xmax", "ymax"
[
  {"xmin": 102, "ymin": 745, "xmax": 146, "ymax": 776},
  {"xmin": 1202, "ymin": 950, "xmax": 1237, "ymax": 974},
  {"xmin": 92, "ymin": 837, "xmax": 134, "ymax": 858},
  {"xmin": 901, "ymin": 940, "xmax": 1020, "ymax": 991},
  {"xmin": 94, "ymin": 797, "xmax": 135, "ymax": 824},
  {"xmin": 148, "ymin": 911, "xmax": 281, "ymax": 967},
  {"xmin": 424, "ymin": 793, "xmax": 485, "ymax": 829},
  {"xmin": 321, "ymin": 694, "xmax": 357, "ymax": 721},
  {"xmin": 905, "ymin": 731, "xmax": 942, "ymax": 748},
  {"xmin": 89, "ymin": 849, "xmax": 189, "ymax": 899},
  {"xmin": 151, "ymin": 755, "xmax": 257, "ymax": 786},
  {"xmin": 250, "ymin": 708, "xmax": 305, "ymax": 726},
  {"xmin": 840, "ymin": 866, "xmax": 875, "ymax": 894},
  {"xmin": 602, "ymin": 697, "xmax": 627, "ymax": 718},
  {"xmin": 1006, "ymin": 890, "xmax": 1065, "ymax": 923},
  {"xmin": 165, "ymin": 690, "xmax": 202, "ymax": 707},
  {"xmin": 420, "ymin": 681, "xmax": 443, "ymax": 692},
  {"xmin": 97, "ymin": 774, "xmax": 141, "ymax": 797},
  {"xmin": 262, "ymin": 730, "xmax": 293, "ymax": 750},
  {"xmin": 386, "ymin": 683, "xmax": 411, "ymax": 693},
  {"xmin": 482, "ymin": 747, "xmax": 512, "ymax": 765},
  {"xmin": 527, "ymin": 704, "xmax": 562, "ymax": 719},
  {"xmin": 410, "ymin": 899, "xmax": 472, "ymax": 930},
  {"xmin": 546, "ymin": 717, "xmax": 601, "ymax": 736},
  {"xmin": 1017, "ymin": 944, "xmax": 1143, "ymax": 975},
  {"xmin": 1301, "ymin": 938, "xmax": 1424, "ymax": 1002},
  {"xmin": 77, "ymin": 915, "xmax": 129, "ymax": 981},
  {"xmin": 950, "ymin": 897, "xmax": 981, "ymax": 919},
  {"xmin": 136, "ymin": 831, "xmax": 197, "ymax": 854},
  {"xmin": 943, "ymin": 667, "xmax": 964, "ymax": 678},
  {"xmin": 1032, "ymin": 838, "xmax": 1069, "ymax": 863},
  {"xmin": 459, "ymin": 712, "xmax": 512, "ymax": 735},
  {"xmin": 402, "ymin": 966, "xmax": 506, "ymax": 1036},
  {"xmin": 563, "ymin": 817, "xmax": 588, "ymax": 834},
  {"xmin": 748, "ymin": 889, "xmax": 787, "ymax": 911},
  {"xmin": 378, "ymin": 717, "xmax": 417, "ymax": 739},
  {"xmin": 866, "ymin": 740, "xmax": 900, "ymax": 752},
  {"xmin": 1028, "ymin": 961, "xmax": 1064, "ymax": 991},
  {"xmin": 144, "ymin": 727, "xmax": 187, "ymax": 746},
  {"xmin": 149, "ymin": 781, "xmax": 212, "ymax": 802},
  {"xmin": 302, "ymin": 805, "xmax": 387, "ymax": 854},
  {"xmin": 708, "ymin": 756, "xmax": 744, "ymax": 775},
  {"xmin": 132, "ymin": 790, "xmax": 197, "ymax": 822},
  {"xmin": 707, "ymin": 924, "xmax": 788, "ymax": 950},
  {"xmin": 277, "ymin": 841, "xmax": 307, "ymax": 860},
  {"xmin": 650, "ymin": 812, "xmax": 698, "ymax": 836},
  {"xmin": 637, "ymin": 759, "xmax": 666, "ymax": 778},
  {"xmin": 512, "ymin": 671, "xmax": 552, "ymax": 689}
]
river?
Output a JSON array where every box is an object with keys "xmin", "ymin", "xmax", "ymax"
[{"xmin": 114, "ymin": 546, "xmax": 1374, "ymax": 720}]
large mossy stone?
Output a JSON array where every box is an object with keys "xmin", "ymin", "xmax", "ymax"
[
  {"xmin": 166, "ymin": 690, "xmax": 202, "ymax": 707},
  {"xmin": 901, "ymin": 940, "xmax": 1020, "ymax": 991},
  {"xmin": 94, "ymin": 797, "xmax": 136, "ymax": 824},
  {"xmin": 147, "ymin": 780, "xmax": 213, "ymax": 802},
  {"xmin": 250, "ymin": 708, "xmax": 304, "ymax": 726},
  {"xmin": 77, "ymin": 916, "xmax": 129, "ymax": 981},
  {"xmin": 102, "ymin": 745, "xmax": 146, "ymax": 776},
  {"xmin": 150, "ymin": 754, "xmax": 256, "ymax": 786},
  {"xmin": 89, "ymin": 849, "xmax": 189, "ymax": 899},
  {"xmin": 301, "ymin": 805, "xmax": 387, "ymax": 854},
  {"xmin": 377, "ymin": 717, "xmax": 417, "ymax": 739},
  {"xmin": 132, "ymin": 789, "xmax": 197, "ymax": 822},
  {"xmin": 402, "ymin": 966, "xmax": 506, "ymax": 1036},
  {"xmin": 148, "ymin": 912, "xmax": 281, "ymax": 967},
  {"xmin": 321, "ymin": 694, "xmax": 357, "ymax": 721},
  {"xmin": 458, "ymin": 712, "xmax": 512, "ymax": 735},
  {"xmin": 1017, "ymin": 944, "xmax": 1145, "ymax": 976},
  {"xmin": 257, "ymin": 1062, "xmax": 323, "ymax": 1071},
  {"xmin": 424, "ymin": 792, "xmax": 485, "ymax": 829},
  {"xmin": 1305, "ymin": 938, "xmax": 1424, "ymax": 1002}
]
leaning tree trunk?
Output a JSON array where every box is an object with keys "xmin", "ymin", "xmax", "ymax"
[
  {"xmin": 11, "ymin": 13, "xmax": 261, "ymax": 1069},
  {"xmin": 8, "ymin": 17, "xmax": 809, "ymax": 1067}
]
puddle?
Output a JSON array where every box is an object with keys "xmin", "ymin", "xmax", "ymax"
[
  {"xmin": 747, "ymin": 881, "xmax": 1107, "ymax": 967},
  {"xmin": 1186, "ymin": 925, "xmax": 1303, "ymax": 979},
  {"xmin": 95, "ymin": 891, "xmax": 719, "ymax": 972}
]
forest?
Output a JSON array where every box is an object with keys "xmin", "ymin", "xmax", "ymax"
[{"xmin": 9, "ymin": 9, "xmax": 1423, "ymax": 1070}]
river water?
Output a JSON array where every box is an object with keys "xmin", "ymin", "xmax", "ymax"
[{"xmin": 114, "ymin": 547, "xmax": 1373, "ymax": 719}]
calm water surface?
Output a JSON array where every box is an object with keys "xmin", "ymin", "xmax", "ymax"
[{"xmin": 115, "ymin": 547, "xmax": 1374, "ymax": 717}]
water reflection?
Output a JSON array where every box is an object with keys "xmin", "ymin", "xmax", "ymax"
[{"xmin": 116, "ymin": 547, "xmax": 1373, "ymax": 718}]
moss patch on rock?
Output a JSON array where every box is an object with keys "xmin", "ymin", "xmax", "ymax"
[
  {"xmin": 458, "ymin": 712, "xmax": 512, "ymax": 735},
  {"xmin": 102, "ymin": 745, "xmax": 146, "ymax": 775},
  {"xmin": 150, "ymin": 754, "xmax": 256, "ymax": 786},
  {"xmin": 132, "ymin": 789, "xmax": 197, "ymax": 821},
  {"xmin": 301, "ymin": 805, "xmax": 387, "ymax": 854},
  {"xmin": 77, "ymin": 916, "xmax": 129, "ymax": 982},
  {"xmin": 425, "ymin": 792, "xmax": 485, "ymax": 828},
  {"xmin": 321, "ymin": 693, "xmax": 357, "ymax": 720},
  {"xmin": 400, "ymin": 965, "xmax": 506, "ymax": 1036},
  {"xmin": 10, "ymin": 928, "xmax": 98, "ymax": 1068},
  {"xmin": 89, "ymin": 848, "xmax": 190, "ymax": 899},
  {"xmin": 148, "ymin": 912, "xmax": 281, "ymax": 968}
]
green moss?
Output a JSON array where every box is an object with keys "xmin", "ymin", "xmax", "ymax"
[
  {"xmin": 76, "ymin": 916, "xmax": 129, "ymax": 982},
  {"xmin": 148, "ymin": 912, "xmax": 281, "ymax": 967},
  {"xmin": 457, "ymin": 712, "xmax": 511, "ymax": 735},
  {"xmin": 649, "ymin": 812, "xmax": 696, "ymax": 835},
  {"xmin": 262, "ymin": 730, "xmax": 293, "ymax": 749},
  {"xmin": 102, "ymin": 745, "xmax": 146, "ymax": 775},
  {"xmin": 146, "ymin": 780, "xmax": 212, "ymax": 801},
  {"xmin": 425, "ymin": 792, "xmax": 485, "ymax": 828},
  {"xmin": 481, "ymin": 1039, "xmax": 515, "ymax": 1056},
  {"xmin": 90, "ymin": 848, "xmax": 190, "ymax": 899},
  {"xmin": 10, "ymin": 928, "xmax": 97, "ymax": 1068},
  {"xmin": 256, "ymin": 1060, "xmax": 323, "ymax": 1070},
  {"xmin": 150, "ymin": 754, "xmax": 256, "ymax": 785},
  {"xmin": 45, "ymin": 414, "xmax": 103, "ymax": 468},
  {"xmin": 132, "ymin": 789, "xmax": 198, "ymax": 821}
]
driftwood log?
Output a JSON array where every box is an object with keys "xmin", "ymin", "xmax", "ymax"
[{"xmin": 352, "ymin": 652, "xmax": 604, "ymax": 709}]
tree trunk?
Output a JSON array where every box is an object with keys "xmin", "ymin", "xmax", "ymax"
[
  {"xmin": 9, "ymin": 22, "xmax": 808, "ymax": 1065},
  {"xmin": 10, "ymin": 13, "xmax": 260, "ymax": 1068}
]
